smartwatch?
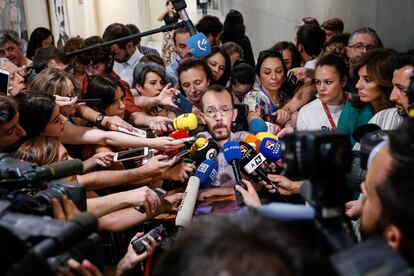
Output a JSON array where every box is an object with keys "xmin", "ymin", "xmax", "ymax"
[{"xmin": 95, "ymin": 113, "xmax": 106, "ymax": 127}]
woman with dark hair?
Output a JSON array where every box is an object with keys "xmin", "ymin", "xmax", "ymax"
[
  {"xmin": 244, "ymin": 50, "xmax": 294, "ymax": 133},
  {"xmin": 337, "ymin": 48, "xmax": 396, "ymax": 145},
  {"xmin": 269, "ymin": 41, "xmax": 302, "ymax": 70},
  {"xmin": 203, "ymin": 46, "xmax": 232, "ymax": 86},
  {"xmin": 229, "ymin": 61, "xmax": 255, "ymax": 103},
  {"xmin": 26, "ymin": 27, "xmax": 54, "ymax": 60},
  {"xmin": 220, "ymin": 9, "xmax": 255, "ymax": 67}
]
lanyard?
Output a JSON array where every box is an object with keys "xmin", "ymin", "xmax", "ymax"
[
  {"xmin": 259, "ymin": 85, "xmax": 278, "ymax": 113},
  {"xmin": 322, "ymin": 102, "xmax": 337, "ymax": 130}
]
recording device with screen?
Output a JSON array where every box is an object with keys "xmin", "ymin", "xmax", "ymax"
[
  {"xmin": 0, "ymin": 68, "xmax": 9, "ymax": 94},
  {"xmin": 113, "ymin": 147, "xmax": 149, "ymax": 162}
]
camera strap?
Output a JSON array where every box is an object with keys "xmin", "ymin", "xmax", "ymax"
[{"xmin": 322, "ymin": 102, "xmax": 337, "ymax": 130}]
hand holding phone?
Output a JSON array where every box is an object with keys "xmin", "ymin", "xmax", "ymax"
[
  {"xmin": 173, "ymin": 93, "xmax": 193, "ymax": 114},
  {"xmin": 117, "ymin": 126, "xmax": 147, "ymax": 138},
  {"xmin": 113, "ymin": 147, "xmax": 149, "ymax": 162},
  {"xmin": 0, "ymin": 68, "xmax": 10, "ymax": 94},
  {"xmin": 135, "ymin": 188, "xmax": 167, "ymax": 213}
]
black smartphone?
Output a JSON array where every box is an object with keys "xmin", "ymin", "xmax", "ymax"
[
  {"xmin": 0, "ymin": 68, "xmax": 10, "ymax": 94},
  {"xmin": 113, "ymin": 147, "xmax": 149, "ymax": 162},
  {"xmin": 135, "ymin": 188, "xmax": 167, "ymax": 213},
  {"xmin": 174, "ymin": 93, "xmax": 193, "ymax": 114}
]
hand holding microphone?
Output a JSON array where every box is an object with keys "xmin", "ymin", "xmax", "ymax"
[
  {"xmin": 223, "ymin": 141, "xmax": 245, "ymax": 208},
  {"xmin": 175, "ymin": 159, "xmax": 218, "ymax": 228}
]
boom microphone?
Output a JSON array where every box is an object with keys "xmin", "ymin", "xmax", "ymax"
[
  {"xmin": 223, "ymin": 141, "xmax": 245, "ymax": 208},
  {"xmin": 172, "ymin": 0, "xmax": 212, "ymax": 58},
  {"xmin": 175, "ymin": 159, "xmax": 218, "ymax": 228}
]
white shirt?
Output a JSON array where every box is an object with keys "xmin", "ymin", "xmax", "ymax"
[
  {"xmin": 296, "ymin": 98, "xmax": 344, "ymax": 131},
  {"xmin": 113, "ymin": 47, "xmax": 144, "ymax": 87}
]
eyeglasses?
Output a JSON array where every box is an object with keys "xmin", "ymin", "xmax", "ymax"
[
  {"xmin": 203, "ymin": 106, "xmax": 233, "ymax": 118},
  {"xmin": 348, "ymin": 43, "xmax": 377, "ymax": 52}
]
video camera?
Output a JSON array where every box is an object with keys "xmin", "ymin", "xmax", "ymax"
[{"xmin": 0, "ymin": 156, "xmax": 102, "ymax": 275}]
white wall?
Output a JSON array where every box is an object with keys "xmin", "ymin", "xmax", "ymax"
[
  {"xmin": 23, "ymin": 0, "xmax": 50, "ymax": 34},
  {"xmin": 219, "ymin": 0, "xmax": 414, "ymax": 58},
  {"xmin": 65, "ymin": 0, "xmax": 99, "ymax": 38}
]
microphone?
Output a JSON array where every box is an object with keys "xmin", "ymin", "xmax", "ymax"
[
  {"xmin": 191, "ymin": 139, "xmax": 220, "ymax": 166},
  {"xmin": 239, "ymin": 141, "xmax": 268, "ymax": 183},
  {"xmin": 259, "ymin": 138, "xmax": 283, "ymax": 161},
  {"xmin": 248, "ymin": 118, "xmax": 268, "ymax": 134},
  {"xmin": 164, "ymin": 129, "xmax": 189, "ymax": 155},
  {"xmin": 256, "ymin": 132, "xmax": 279, "ymax": 142},
  {"xmin": 190, "ymin": 137, "xmax": 208, "ymax": 155},
  {"xmin": 172, "ymin": 113, "xmax": 198, "ymax": 131},
  {"xmin": 223, "ymin": 141, "xmax": 245, "ymax": 208},
  {"xmin": 175, "ymin": 159, "xmax": 218, "ymax": 228},
  {"xmin": 243, "ymin": 134, "xmax": 262, "ymax": 153},
  {"xmin": 172, "ymin": 0, "xmax": 211, "ymax": 58}
]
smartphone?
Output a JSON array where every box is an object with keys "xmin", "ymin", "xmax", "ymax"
[
  {"xmin": 113, "ymin": 147, "xmax": 149, "ymax": 162},
  {"xmin": 168, "ymin": 149, "xmax": 190, "ymax": 161},
  {"xmin": 178, "ymin": 137, "xmax": 196, "ymax": 144},
  {"xmin": 77, "ymin": 98, "xmax": 102, "ymax": 103},
  {"xmin": 117, "ymin": 126, "xmax": 147, "ymax": 138},
  {"xmin": 173, "ymin": 93, "xmax": 193, "ymax": 114},
  {"xmin": 0, "ymin": 68, "xmax": 10, "ymax": 94},
  {"xmin": 135, "ymin": 188, "xmax": 167, "ymax": 213}
]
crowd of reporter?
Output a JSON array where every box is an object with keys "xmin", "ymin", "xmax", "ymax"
[{"xmin": 1, "ymin": 7, "xmax": 414, "ymax": 276}]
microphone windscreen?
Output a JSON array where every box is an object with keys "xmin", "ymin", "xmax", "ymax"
[
  {"xmin": 223, "ymin": 141, "xmax": 242, "ymax": 164},
  {"xmin": 243, "ymin": 134, "xmax": 261, "ymax": 153},
  {"xmin": 190, "ymin": 137, "xmax": 208, "ymax": 155},
  {"xmin": 256, "ymin": 132, "xmax": 278, "ymax": 141},
  {"xmin": 194, "ymin": 159, "xmax": 218, "ymax": 188},
  {"xmin": 175, "ymin": 175, "xmax": 200, "ymax": 228},
  {"xmin": 191, "ymin": 140, "xmax": 220, "ymax": 166},
  {"xmin": 173, "ymin": 113, "xmax": 198, "ymax": 131},
  {"xmin": 259, "ymin": 137, "xmax": 283, "ymax": 161},
  {"xmin": 254, "ymin": 203, "xmax": 316, "ymax": 221},
  {"xmin": 248, "ymin": 118, "xmax": 268, "ymax": 134},
  {"xmin": 165, "ymin": 130, "xmax": 190, "ymax": 155},
  {"xmin": 187, "ymin": 33, "xmax": 212, "ymax": 59}
]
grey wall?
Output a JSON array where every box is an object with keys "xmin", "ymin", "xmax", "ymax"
[{"xmin": 218, "ymin": 0, "xmax": 414, "ymax": 59}]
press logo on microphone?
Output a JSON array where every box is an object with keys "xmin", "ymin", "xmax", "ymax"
[
  {"xmin": 197, "ymin": 38, "xmax": 208, "ymax": 51},
  {"xmin": 197, "ymin": 163, "xmax": 209, "ymax": 173}
]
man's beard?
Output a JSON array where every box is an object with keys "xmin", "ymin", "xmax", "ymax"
[
  {"xmin": 396, "ymin": 104, "xmax": 408, "ymax": 117},
  {"xmin": 211, "ymin": 123, "xmax": 231, "ymax": 141},
  {"xmin": 116, "ymin": 55, "xmax": 129, "ymax": 63}
]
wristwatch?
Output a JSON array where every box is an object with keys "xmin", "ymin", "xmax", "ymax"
[{"xmin": 95, "ymin": 113, "xmax": 106, "ymax": 127}]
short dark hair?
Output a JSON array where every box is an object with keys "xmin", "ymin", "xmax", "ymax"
[
  {"xmin": 140, "ymin": 54, "xmax": 165, "ymax": 68},
  {"xmin": 230, "ymin": 62, "xmax": 255, "ymax": 86},
  {"xmin": 78, "ymin": 36, "xmax": 111, "ymax": 65},
  {"xmin": 178, "ymin": 58, "xmax": 212, "ymax": 88},
  {"xmin": 269, "ymin": 41, "xmax": 302, "ymax": 69},
  {"xmin": 14, "ymin": 91, "xmax": 56, "ymax": 140},
  {"xmin": 154, "ymin": 213, "xmax": 333, "ymax": 276},
  {"xmin": 203, "ymin": 46, "xmax": 232, "ymax": 86},
  {"xmin": 321, "ymin": 18, "xmax": 344, "ymax": 33},
  {"xmin": 200, "ymin": 84, "xmax": 234, "ymax": 111},
  {"xmin": 195, "ymin": 15, "xmax": 223, "ymax": 38},
  {"xmin": 316, "ymin": 54, "xmax": 348, "ymax": 79},
  {"xmin": 126, "ymin": 23, "xmax": 141, "ymax": 46},
  {"xmin": 301, "ymin": 17, "xmax": 320, "ymax": 26},
  {"xmin": 296, "ymin": 24, "xmax": 325, "ymax": 57},
  {"xmin": 393, "ymin": 50, "xmax": 414, "ymax": 71},
  {"xmin": 133, "ymin": 62, "xmax": 167, "ymax": 87},
  {"xmin": 0, "ymin": 95, "xmax": 18, "ymax": 126},
  {"xmin": 84, "ymin": 75, "xmax": 125, "ymax": 114},
  {"xmin": 173, "ymin": 28, "xmax": 190, "ymax": 45},
  {"xmin": 102, "ymin": 23, "xmax": 132, "ymax": 50},
  {"xmin": 32, "ymin": 46, "xmax": 67, "ymax": 73}
]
